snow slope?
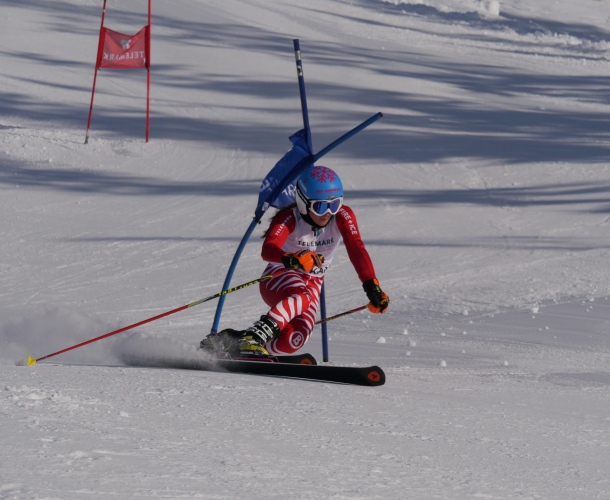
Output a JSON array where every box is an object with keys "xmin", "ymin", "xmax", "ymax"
[{"xmin": 1, "ymin": 0, "xmax": 610, "ymax": 498}]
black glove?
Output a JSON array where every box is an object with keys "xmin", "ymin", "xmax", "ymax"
[{"xmin": 363, "ymin": 278, "xmax": 389, "ymax": 314}]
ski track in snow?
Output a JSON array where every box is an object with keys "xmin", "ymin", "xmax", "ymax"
[{"xmin": 1, "ymin": 0, "xmax": 610, "ymax": 498}]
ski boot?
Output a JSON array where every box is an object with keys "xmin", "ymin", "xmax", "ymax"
[
  {"xmin": 200, "ymin": 316, "xmax": 280, "ymax": 359},
  {"xmin": 236, "ymin": 315, "xmax": 280, "ymax": 357}
]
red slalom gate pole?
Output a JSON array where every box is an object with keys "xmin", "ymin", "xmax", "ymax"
[
  {"xmin": 145, "ymin": 0, "xmax": 151, "ymax": 142},
  {"xmin": 85, "ymin": 0, "xmax": 107, "ymax": 144},
  {"xmin": 27, "ymin": 274, "xmax": 275, "ymax": 366}
]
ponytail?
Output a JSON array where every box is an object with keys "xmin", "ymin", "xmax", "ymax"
[{"xmin": 261, "ymin": 203, "xmax": 297, "ymax": 239}]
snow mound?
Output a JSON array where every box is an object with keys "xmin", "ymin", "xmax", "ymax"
[{"xmin": 379, "ymin": 0, "xmax": 500, "ymax": 17}]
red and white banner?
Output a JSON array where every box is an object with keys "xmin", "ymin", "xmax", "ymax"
[
  {"xmin": 86, "ymin": 0, "xmax": 152, "ymax": 143},
  {"xmin": 96, "ymin": 26, "xmax": 149, "ymax": 69}
]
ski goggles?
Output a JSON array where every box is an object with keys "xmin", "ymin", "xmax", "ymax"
[{"xmin": 309, "ymin": 197, "xmax": 343, "ymax": 216}]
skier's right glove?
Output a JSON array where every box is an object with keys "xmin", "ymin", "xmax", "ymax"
[
  {"xmin": 363, "ymin": 278, "xmax": 389, "ymax": 314},
  {"xmin": 282, "ymin": 250, "xmax": 325, "ymax": 273}
]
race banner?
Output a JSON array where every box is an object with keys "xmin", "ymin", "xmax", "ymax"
[{"xmin": 96, "ymin": 27, "xmax": 149, "ymax": 69}]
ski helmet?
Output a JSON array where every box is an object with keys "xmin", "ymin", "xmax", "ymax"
[{"xmin": 295, "ymin": 166, "xmax": 344, "ymax": 216}]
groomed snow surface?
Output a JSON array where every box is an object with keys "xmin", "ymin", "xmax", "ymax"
[{"xmin": 1, "ymin": 0, "xmax": 610, "ymax": 498}]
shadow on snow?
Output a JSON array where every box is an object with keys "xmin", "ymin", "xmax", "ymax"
[{"xmin": 1, "ymin": 0, "xmax": 610, "ymax": 165}]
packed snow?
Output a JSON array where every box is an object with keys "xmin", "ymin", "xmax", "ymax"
[{"xmin": 1, "ymin": 0, "xmax": 610, "ymax": 498}]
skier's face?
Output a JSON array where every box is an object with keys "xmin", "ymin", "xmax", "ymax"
[{"xmin": 309, "ymin": 210, "xmax": 332, "ymax": 227}]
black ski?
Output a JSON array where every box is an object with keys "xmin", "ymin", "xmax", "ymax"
[
  {"xmin": 128, "ymin": 350, "xmax": 382, "ymax": 386},
  {"xmin": 235, "ymin": 353, "xmax": 317, "ymax": 365},
  {"xmin": 214, "ymin": 359, "xmax": 385, "ymax": 386},
  {"xmin": 276, "ymin": 353, "xmax": 316, "ymax": 365}
]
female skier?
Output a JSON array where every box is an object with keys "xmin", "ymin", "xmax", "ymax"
[{"xmin": 200, "ymin": 165, "xmax": 389, "ymax": 357}]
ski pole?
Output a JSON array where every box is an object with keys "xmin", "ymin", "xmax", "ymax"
[
  {"xmin": 315, "ymin": 305, "xmax": 368, "ymax": 325},
  {"xmin": 26, "ymin": 274, "xmax": 275, "ymax": 366}
]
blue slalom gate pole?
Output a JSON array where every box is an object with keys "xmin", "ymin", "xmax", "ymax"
[
  {"xmin": 210, "ymin": 42, "xmax": 383, "ymax": 336},
  {"xmin": 293, "ymin": 40, "xmax": 313, "ymax": 152},
  {"xmin": 210, "ymin": 112, "xmax": 382, "ymax": 334},
  {"xmin": 320, "ymin": 284, "xmax": 330, "ymax": 362},
  {"xmin": 313, "ymin": 112, "xmax": 382, "ymax": 161},
  {"xmin": 293, "ymin": 39, "xmax": 332, "ymax": 361},
  {"xmin": 210, "ymin": 219, "xmax": 258, "ymax": 333},
  {"xmin": 210, "ymin": 111, "xmax": 382, "ymax": 334}
]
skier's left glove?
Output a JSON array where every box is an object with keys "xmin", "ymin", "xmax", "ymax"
[{"xmin": 363, "ymin": 278, "xmax": 389, "ymax": 314}]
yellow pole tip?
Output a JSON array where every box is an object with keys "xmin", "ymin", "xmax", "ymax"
[{"xmin": 27, "ymin": 356, "xmax": 37, "ymax": 366}]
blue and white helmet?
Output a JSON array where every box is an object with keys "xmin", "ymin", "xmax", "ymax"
[{"xmin": 295, "ymin": 166, "xmax": 344, "ymax": 216}]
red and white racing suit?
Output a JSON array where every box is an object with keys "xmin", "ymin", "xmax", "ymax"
[{"xmin": 259, "ymin": 205, "xmax": 376, "ymax": 354}]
